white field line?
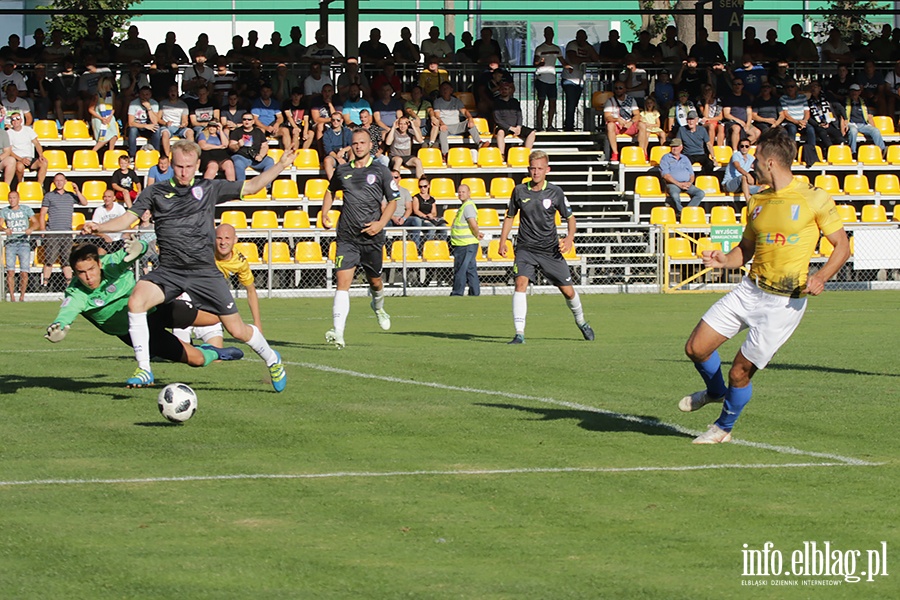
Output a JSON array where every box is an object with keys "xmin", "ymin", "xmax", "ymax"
[
  {"xmin": 288, "ymin": 361, "xmax": 880, "ymax": 467},
  {"xmin": 0, "ymin": 462, "xmax": 875, "ymax": 488}
]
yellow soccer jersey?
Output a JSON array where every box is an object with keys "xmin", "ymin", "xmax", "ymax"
[
  {"xmin": 215, "ymin": 251, "xmax": 255, "ymax": 287},
  {"xmin": 743, "ymin": 179, "xmax": 843, "ymax": 297}
]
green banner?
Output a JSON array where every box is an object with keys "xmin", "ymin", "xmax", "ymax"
[{"xmin": 710, "ymin": 225, "xmax": 743, "ymax": 252}]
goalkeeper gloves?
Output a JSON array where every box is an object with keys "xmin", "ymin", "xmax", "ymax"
[
  {"xmin": 45, "ymin": 323, "xmax": 70, "ymax": 343},
  {"xmin": 124, "ymin": 238, "xmax": 144, "ymax": 262}
]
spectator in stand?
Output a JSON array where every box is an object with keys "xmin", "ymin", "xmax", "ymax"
[
  {"xmin": 709, "ymin": 60, "xmax": 733, "ymax": 97},
  {"xmin": 244, "ymin": 30, "xmax": 262, "ymax": 59},
  {"xmin": 722, "ymin": 79, "xmax": 760, "ymax": 149},
  {"xmin": 110, "ymin": 154, "xmax": 140, "ymax": 207},
  {"xmin": 473, "ymin": 27, "xmax": 503, "ymax": 64},
  {"xmin": 77, "ymin": 56, "xmax": 112, "ymax": 117},
  {"xmin": 659, "ymin": 138, "xmax": 704, "ymax": 218},
  {"xmin": 632, "ymin": 30, "xmax": 661, "ymax": 64},
  {"xmin": 271, "ymin": 63, "xmax": 300, "ymax": 104},
  {"xmin": 659, "ymin": 25, "xmax": 688, "ymax": 68},
  {"xmin": 419, "ymin": 56, "xmax": 450, "ymax": 100},
  {"xmin": 785, "ymin": 24, "xmax": 820, "ymax": 63},
  {"xmin": 385, "ymin": 116, "xmax": 424, "ymax": 179},
  {"xmin": 359, "ymin": 109, "xmax": 388, "ymax": 165},
  {"xmin": 74, "ymin": 18, "xmax": 103, "ymax": 63},
  {"xmin": 841, "ymin": 84, "xmax": 884, "ymax": 154},
  {"xmin": 158, "ymin": 83, "xmax": 194, "ymax": 157},
  {"xmin": 303, "ymin": 61, "xmax": 333, "ymax": 97},
  {"xmin": 261, "ymin": 31, "xmax": 285, "ymax": 62},
  {"xmin": 760, "ymin": 29, "xmax": 786, "ymax": 65},
  {"xmin": 39, "ymin": 173, "xmax": 86, "ymax": 290},
  {"xmin": 359, "ymin": 28, "xmax": 392, "ymax": 74},
  {"xmin": 310, "ymin": 84, "xmax": 343, "ymax": 138},
  {"xmin": 679, "ymin": 110, "xmax": 714, "ymax": 174},
  {"xmin": 430, "ymin": 81, "xmax": 483, "ymax": 158},
  {"xmin": 41, "ymin": 29, "xmax": 69, "ymax": 64},
  {"xmin": 303, "ymin": 29, "xmax": 343, "ymax": 63},
  {"xmin": 751, "ymin": 82, "xmax": 782, "ymax": 135},
  {"xmin": 807, "ymin": 80, "xmax": 845, "ymax": 151},
  {"xmin": 220, "ymin": 90, "xmax": 244, "ymax": 132},
  {"xmin": 533, "ymin": 26, "xmax": 570, "ymax": 132},
  {"xmin": 187, "ymin": 85, "xmax": 218, "ymax": 136},
  {"xmin": 867, "ymin": 24, "xmax": 894, "ymax": 62},
  {"xmin": 779, "ymin": 79, "xmax": 818, "ymax": 168},
  {"xmin": 282, "ymin": 88, "xmax": 314, "ymax": 150},
  {"xmin": 26, "ymin": 28, "xmax": 46, "ymax": 62},
  {"xmin": 493, "ymin": 81, "xmax": 537, "ymax": 156},
  {"xmin": 605, "ymin": 81, "xmax": 647, "ymax": 162},
  {"xmin": 1, "ymin": 189, "xmax": 36, "ymax": 301},
  {"xmin": 0, "ymin": 34, "xmax": 28, "ymax": 63},
  {"xmin": 225, "ymin": 35, "xmax": 248, "ymax": 64},
  {"xmin": 618, "ymin": 56, "xmax": 648, "ymax": 107},
  {"xmin": 640, "ymin": 96, "xmax": 664, "ymax": 139},
  {"xmin": 154, "ymin": 31, "xmax": 189, "ymax": 67},
  {"xmin": 236, "ymin": 58, "xmax": 267, "ymax": 101},
  {"xmin": 412, "ymin": 176, "xmax": 441, "ymax": 241},
  {"xmin": 228, "ymin": 112, "xmax": 274, "ymax": 182},
  {"xmin": 741, "ymin": 27, "xmax": 763, "ymax": 62},
  {"xmin": 562, "ymin": 30, "xmax": 599, "ymax": 132},
  {"xmin": 404, "ymin": 85, "xmax": 433, "ymax": 135},
  {"xmin": 0, "ymin": 124, "xmax": 17, "ymax": 185},
  {"xmin": 767, "ymin": 60, "xmax": 791, "ymax": 97},
  {"xmin": 698, "ymin": 83, "xmax": 724, "ymax": 146},
  {"xmin": 689, "ymin": 27, "xmax": 725, "ymax": 65},
  {"xmin": 181, "ymin": 50, "xmax": 214, "ymax": 99},
  {"xmin": 336, "ymin": 57, "xmax": 370, "ymax": 101},
  {"xmin": 596, "ymin": 29, "xmax": 629, "ymax": 64},
  {"xmin": 372, "ymin": 62, "xmax": 403, "ymax": 95},
  {"xmin": 146, "ymin": 153, "xmax": 172, "ymax": 185},
  {"xmin": 188, "ymin": 33, "xmax": 218, "ymax": 64},
  {"xmin": 85, "ymin": 76, "xmax": 118, "ymax": 156},
  {"xmin": 52, "ymin": 58, "xmax": 81, "ymax": 122},
  {"xmin": 455, "ymin": 31, "xmax": 477, "ymax": 63},
  {"xmin": 826, "ymin": 64, "xmax": 852, "ymax": 105},
  {"xmin": 421, "ymin": 26, "xmax": 453, "ymax": 63},
  {"xmin": 342, "ymin": 82, "xmax": 372, "ymax": 126},
  {"xmin": 147, "ymin": 60, "xmax": 176, "ymax": 101},
  {"xmin": 282, "ymin": 26, "xmax": 306, "ymax": 62},
  {"xmin": 0, "ymin": 60, "xmax": 27, "ymax": 97},
  {"xmin": 127, "ymin": 86, "xmax": 161, "ymax": 157},
  {"xmin": 820, "ymin": 28, "xmax": 854, "ymax": 64},
  {"xmin": 90, "ymin": 189, "xmax": 128, "ymax": 253},
  {"xmin": 119, "ymin": 59, "xmax": 150, "ymax": 116},
  {"xmin": 733, "ymin": 55, "xmax": 767, "ymax": 98},
  {"xmin": 7, "ymin": 112, "xmax": 47, "ymax": 187},
  {"xmin": 322, "ymin": 112, "xmax": 353, "ymax": 180},
  {"xmin": 198, "ymin": 121, "xmax": 235, "ymax": 181},
  {"xmin": 26, "ymin": 63, "xmax": 51, "ymax": 121},
  {"xmin": 3, "ymin": 82, "xmax": 31, "ymax": 126},
  {"xmin": 880, "ymin": 59, "xmax": 900, "ymax": 118},
  {"xmin": 856, "ymin": 59, "xmax": 886, "ymax": 115},
  {"xmin": 388, "ymin": 168, "xmax": 421, "ymax": 248},
  {"xmin": 251, "ymin": 83, "xmax": 290, "ymax": 149},
  {"xmin": 653, "ymin": 70, "xmax": 675, "ymax": 113},
  {"xmin": 117, "ymin": 25, "xmax": 152, "ymax": 64},
  {"xmin": 666, "ymin": 89, "xmax": 696, "ymax": 141},
  {"xmin": 721, "ymin": 140, "xmax": 760, "ymax": 203},
  {"xmin": 212, "ymin": 59, "xmax": 238, "ymax": 105},
  {"xmin": 392, "ymin": 27, "xmax": 420, "ymax": 65},
  {"xmin": 372, "ymin": 82, "xmax": 404, "ymax": 129},
  {"xmin": 474, "ymin": 56, "xmax": 513, "ymax": 125},
  {"xmin": 673, "ymin": 56, "xmax": 705, "ymax": 101}
]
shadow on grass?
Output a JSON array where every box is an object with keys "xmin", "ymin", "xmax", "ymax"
[
  {"xmin": 0, "ymin": 374, "xmax": 129, "ymax": 396},
  {"xmin": 765, "ymin": 363, "xmax": 900, "ymax": 378},
  {"xmin": 134, "ymin": 421, "xmax": 182, "ymax": 427},
  {"xmin": 391, "ymin": 331, "xmax": 512, "ymax": 343},
  {"xmin": 477, "ymin": 403, "xmax": 694, "ymax": 439}
]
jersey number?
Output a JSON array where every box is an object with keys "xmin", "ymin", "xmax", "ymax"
[{"xmin": 335, "ymin": 254, "xmax": 344, "ymax": 268}]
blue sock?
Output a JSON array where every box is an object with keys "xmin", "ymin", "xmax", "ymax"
[
  {"xmin": 694, "ymin": 351, "xmax": 727, "ymax": 399},
  {"xmin": 715, "ymin": 383, "xmax": 753, "ymax": 432}
]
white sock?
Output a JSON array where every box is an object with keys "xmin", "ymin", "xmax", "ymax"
[
  {"xmin": 371, "ymin": 286, "xmax": 385, "ymax": 311},
  {"xmin": 172, "ymin": 327, "xmax": 192, "ymax": 344},
  {"xmin": 333, "ymin": 290, "xmax": 350, "ymax": 335},
  {"xmin": 566, "ymin": 292, "xmax": 586, "ymax": 326},
  {"xmin": 512, "ymin": 291, "xmax": 527, "ymax": 335},
  {"xmin": 247, "ymin": 324, "xmax": 277, "ymax": 366},
  {"xmin": 128, "ymin": 312, "xmax": 152, "ymax": 371}
]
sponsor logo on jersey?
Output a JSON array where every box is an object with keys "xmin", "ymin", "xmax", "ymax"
[
  {"xmin": 191, "ymin": 186, "xmax": 204, "ymax": 200},
  {"xmin": 542, "ymin": 198, "xmax": 552, "ymax": 209},
  {"xmin": 764, "ymin": 232, "xmax": 800, "ymax": 246},
  {"xmin": 790, "ymin": 205, "xmax": 800, "ymax": 221},
  {"xmin": 366, "ymin": 174, "xmax": 376, "ymax": 185},
  {"xmin": 389, "ymin": 180, "xmax": 399, "ymax": 191},
  {"xmin": 521, "ymin": 198, "xmax": 530, "ymax": 203},
  {"xmin": 106, "ymin": 284, "xmax": 116, "ymax": 294},
  {"xmin": 226, "ymin": 302, "xmax": 234, "ymax": 309},
  {"xmin": 751, "ymin": 206, "xmax": 763, "ymax": 220},
  {"xmin": 343, "ymin": 174, "xmax": 353, "ymax": 179},
  {"xmin": 61, "ymin": 297, "xmax": 71, "ymax": 307},
  {"xmin": 93, "ymin": 297, "xmax": 105, "ymax": 307}
]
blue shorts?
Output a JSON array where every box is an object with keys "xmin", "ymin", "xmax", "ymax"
[
  {"xmin": 163, "ymin": 125, "xmax": 190, "ymax": 137},
  {"xmin": 5, "ymin": 240, "xmax": 31, "ymax": 270}
]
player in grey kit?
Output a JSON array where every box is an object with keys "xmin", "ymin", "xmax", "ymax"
[
  {"xmin": 83, "ymin": 139, "xmax": 293, "ymax": 390},
  {"xmin": 498, "ymin": 150, "xmax": 594, "ymax": 344},
  {"xmin": 321, "ymin": 129, "xmax": 400, "ymax": 348}
]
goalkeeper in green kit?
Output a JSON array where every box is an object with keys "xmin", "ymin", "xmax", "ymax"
[{"xmin": 45, "ymin": 240, "xmax": 243, "ymax": 380}]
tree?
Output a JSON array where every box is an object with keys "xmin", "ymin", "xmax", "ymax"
[
  {"xmin": 624, "ymin": 0, "xmax": 702, "ymax": 48},
  {"xmin": 813, "ymin": 0, "xmax": 888, "ymax": 43},
  {"xmin": 40, "ymin": 0, "xmax": 141, "ymax": 47}
]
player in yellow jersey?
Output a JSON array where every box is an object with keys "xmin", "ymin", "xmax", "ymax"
[
  {"xmin": 679, "ymin": 127, "xmax": 850, "ymax": 444},
  {"xmin": 173, "ymin": 223, "xmax": 261, "ymax": 348}
]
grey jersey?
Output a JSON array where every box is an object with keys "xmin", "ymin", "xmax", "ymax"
[
  {"xmin": 328, "ymin": 157, "xmax": 400, "ymax": 245},
  {"xmin": 506, "ymin": 181, "xmax": 572, "ymax": 252},
  {"xmin": 130, "ymin": 178, "xmax": 243, "ymax": 270},
  {"xmin": 41, "ymin": 190, "xmax": 78, "ymax": 231}
]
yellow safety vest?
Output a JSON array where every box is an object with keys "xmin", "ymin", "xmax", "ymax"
[{"xmin": 450, "ymin": 200, "xmax": 478, "ymax": 246}]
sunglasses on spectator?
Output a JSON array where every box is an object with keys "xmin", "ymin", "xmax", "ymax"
[
  {"xmin": 9, "ymin": 116, "xmax": 21, "ymax": 121},
  {"xmin": 739, "ymin": 144, "xmax": 750, "ymax": 148},
  {"xmin": 419, "ymin": 183, "xmax": 429, "ymax": 188}
]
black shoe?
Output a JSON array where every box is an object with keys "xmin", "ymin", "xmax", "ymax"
[
  {"xmin": 507, "ymin": 334, "xmax": 525, "ymax": 345},
  {"xmin": 579, "ymin": 323, "xmax": 595, "ymax": 341}
]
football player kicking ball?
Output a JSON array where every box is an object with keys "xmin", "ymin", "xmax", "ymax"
[
  {"xmin": 680, "ymin": 127, "xmax": 850, "ymax": 444},
  {"xmin": 83, "ymin": 140, "xmax": 293, "ymax": 390},
  {"xmin": 45, "ymin": 242, "xmax": 244, "ymax": 369},
  {"xmin": 497, "ymin": 150, "xmax": 594, "ymax": 344},
  {"xmin": 320, "ymin": 129, "xmax": 399, "ymax": 348}
]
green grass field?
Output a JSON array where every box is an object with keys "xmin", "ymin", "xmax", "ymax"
[{"xmin": 1, "ymin": 292, "xmax": 897, "ymax": 599}]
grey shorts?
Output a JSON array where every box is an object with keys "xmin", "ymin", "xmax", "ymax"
[
  {"xmin": 513, "ymin": 246, "xmax": 574, "ymax": 287},
  {"xmin": 140, "ymin": 266, "xmax": 239, "ymax": 316},
  {"xmin": 4, "ymin": 240, "xmax": 31, "ymax": 270},
  {"xmin": 42, "ymin": 237, "xmax": 73, "ymax": 267},
  {"xmin": 335, "ymin": 238, "xmax": 384, "ymax": 279}
]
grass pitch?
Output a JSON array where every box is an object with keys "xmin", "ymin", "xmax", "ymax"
[{"xmin": 1, "ymin": 292, "xmax": 897, "ymax": 599}]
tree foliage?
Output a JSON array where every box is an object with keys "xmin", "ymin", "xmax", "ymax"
[
  {"xmin": 39, "ymin": 0, "xmax": 141, "ymax": 46},
  {"xmin": 814, "ymin": 0, "xmax": 888, "ymax": 43}
]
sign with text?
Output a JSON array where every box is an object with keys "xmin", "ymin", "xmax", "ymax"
[
  {"xmin": 711, "ymin": 225, "xmax": 744, "ymax": 252},
  {"xmin": 713, "ymin": 0, "xmax": 744, "ymax": 32}
]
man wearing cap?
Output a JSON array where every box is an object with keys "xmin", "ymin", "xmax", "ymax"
[
  {"xmin": 659, "ymin": 138, "xmax": 704, "ymax": 217},
  {"xmin": 841, "ymin": 83, "xmax": 884, "ymax": 154},
  {"xmin": 679, "ymin": 110, "xmax": 714, "ymax": 174}
]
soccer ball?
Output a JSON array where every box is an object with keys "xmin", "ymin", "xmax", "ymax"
[{"xmin": 157, "ymin": 383, "xmax": 198, "ymax": 423}]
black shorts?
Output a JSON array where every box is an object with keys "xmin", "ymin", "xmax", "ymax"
[
  {"xmin": 496, "ymin": 125, "xmax": 535, "ymax": 140},
  {"xmin": 535, "ymin": 79, "xmax": 558, "ymax": 101},
  {"xmin": 141, "ymin": 266, "xmax": 239, "ymax": 315},
  {"xmin": 42, "ymin": 237, "xmax": 74, "ymax": 267},
  {"xmin": 116, "ymin": 299, "xmax": 199, "ymax": 362},
  {"xmin": 335, "ymin": 238, "xmax": 384, "ymax": 278},
  {"xmin": 513, "ymin": 246, "xmax": 574, "ymax": 287}
]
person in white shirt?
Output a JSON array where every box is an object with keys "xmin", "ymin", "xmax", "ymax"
[
  {"xmin": 158, "ymin": 83, "xmax": 194, "ymax": 157},
  {"xmin": 90, "ymin": 189, "xmax": 127, "ymax": 252},
  {"xmin": 533, "ymin": 26, "xmax": 571, "ymax": 132},
  {"xmin": 2, "ymin": 83, "xmax": 31, "ymax": 126},
  {"xmin": 421, "ymin": 26, "xmax": 453, "ymax": 63},
  {"xmin": 303, "ymin": 61, "xmax": 334, "ymax": 97},
  {"xmin": 6, "ymin": 112, "xmax": 47, "ymax": 187}
]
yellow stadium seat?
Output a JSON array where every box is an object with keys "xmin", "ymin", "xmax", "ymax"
[
  {"xmin": 649, "ymin": 205, "xmax": 677, "ymax": 225},
  {"xmin": 269, "ymin": 179, "xmax": 298, "ymax": 200},
  {"xmin": 33, "ymin": 119, "xmax": 59, "ymax": 140},
  {"xmin": 472, "ymin": 117, "xmax": 490, "ymax": 137},
  {"xmin": 460, "ymin": 177, "xmax": 488, "ymax": 199},
  {"xmin": 43, "ymin": 149, "xmax": 68, "ymax": 171},
  {"xmin": 0, "ymin": 181, "xmax": 8, "ymax": 200},
  {"xmin": 303, "ymin": 178, "xmax": 330, "ymax": 200},
  {"xmin": 477, "ymin": 147, "xmax": 503, "ymax": 167},
  {"xmin": 619, "ymin": 145, "xmax": 649, "ymax": 166},
  {"xmin": 679, "ymin": 206, "xmax": 707, "ymax": 225},
  {"xmin": 635, "ymin": 175, "xmax": 664, "ymax": 197},
  {"xmin": 487, "ymin": 239, "xmax": 513, "ymax": 260},
  {"xmin": 263, "ymin": 241, "xmax": 293, "ymax": 263},
  {"xmin": 295, "ymin": 241, "xmax": 325, "ymax": 263},
  {"xmin": 72, "ymin": 149, "xmax": 101, "ymax": 171},
  {"xmin": 818, "ymin": 236, "xmax": 834, "ymax": 257},
  {"xmin": 267, "ymin": 148, "xmax": 284, "ymax": 163},
  {"xmin": 417, "ymin": 147, "xmax": 443, "ymax": 168},
  {"xmin": 591, "ymin": 90, "xmax": 613, "ymax": 111},
  {"xmin": 489, "ymin": 177, "xmax": 515, "ymax": 198},
  {"xmin": 793, "ymin": 174, "xmax": 810, "ymax": 186},
  {"xmin": 399, "ymin": 177, "xmax": 419, "ymax": 195},
  {"xmin": 712, "ymin": 145, "xmax": 733, "ymax": 165},
  {"xmin": 71, "ymin": 212, "xmax": 86, "ymax": 230},
  {"xmin": 857, "ymin": 145, "xmax": 885, "ymax": 165},
  {"xmin": 62, "ymin": 119, "xmax": 91, "ymax": 140},
  {"xmin": 454, "ymin": 91, "xmax": 476, "ymax": 112},
  {"xmin": 843, "ymin": 174, "xmax": 871, "ymax": 195},
  {"xmin": 861, "ymin": 204, "xmax": 888, "ymax": 222},
  {"xmin": 649, "ymin": 146, "xmax": 670, "ymax": 166},
  {"xmin": 242, "ymin": 186, "xmax": 268, "ymax": 200},
  {"xmin": 316, "ymin": 209, "xmax": 341, "ymax": 229},
  {"xmin": 875, "ymin": 173, "xmax": 900, "ymax": 195},
  {"xmin": 17, "ymin": 181, "xmax": 44, "ymax": 201},
  {"xmin": 887, "ymin": 145, "xmax": 900, "ymax": 165},
  {"xmin": 740, "ymin": 206, "xmax": 748, "ymax": 224},
  {"xmin": 694, "ymin": 236, "xmax": 723, "ymax": 258},
  {"xmin": 506, "ymin": 146, "xmax": 530, "ymax": 168},
  {"xmin": 827, "ymin": 144, "xmax": 854, "ymax": 165},
  {"xmin": 251, "ymin": 210, "xmax": 279, "ymax": 229},
  {"xmin": 328, "ymin": 241, "xmax": 337, "ymax": 261},
  {"xmin": 234, "ymin": 242, "xmax": 260, "ymax": 263},
  {"xmin": 429, "ymin": 177, "xmax": 456, "ymax": 200},
  {"xmin": 282, "ymin": 210, "xmax": 311, "ymax": 229},
  {"xmin": 390, "ymin": 240, "xmax": 421, "ymax": 262},
  {"xmin": 477, "ymin": 208, "xmax": 500, "ymax": 227},
  {"xmin": 873, "ymin": 115, "xmax": 896, "ymax": 135},
  {"xmin": 103, "ymin": 149, "xmax": 129, "ymax": 170},
  {"xmin": 291, "ymin": 149, "xmax": 320, "ymax": 170},
  {"xmin": 894, "ymin": 209, "xmax": 900, "ymax": 222},
  {"xmin": 135, "ymin": 148, "xmax": 160, "ymax": 170},
  {"xmin": 797, "ymin": 145, "xmax": 825, "ymax": 166},
  {"xmin": 475, "ymin": 243, "xmax": 486, "ymax": 261},
  {"xmin": 422, "ymin": 240, "xmax": 451, "ymax": 261},
  {"xmin": 81, "ymin": 180, "xmax": 107, "ymax": 201},
  {"xmin": 835, "ymin": 204, "xmax": 857, "ymax": 223},
  {"xmin": 666, "ymin": 237, "xmax": 694, "ymax": 259},
  {"xmin": 695, "ymin": 175, "xmax": 723, "ymax": 196},
  {"xmin": 447, "ymin": 147, "xmax": 475, "ymax": 168},
  {"xmin": 443, "ymin": 208, "xmax": 458, "ymax": 225},
  {"xmin": 220, "ymin": 210, "xmax": 248, "ymax": 229},
  {"xmin": 814, "ymin": 174, "xmax": 841, "ymax": 195},
  {"xmin": 710, "ymin": 205, "xmax": 737, "ymax": 225}
]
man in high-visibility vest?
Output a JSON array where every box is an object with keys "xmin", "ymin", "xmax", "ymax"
[{"xmin": 449, "ymin": 183, "xmax": 483, "ymax": 296}]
